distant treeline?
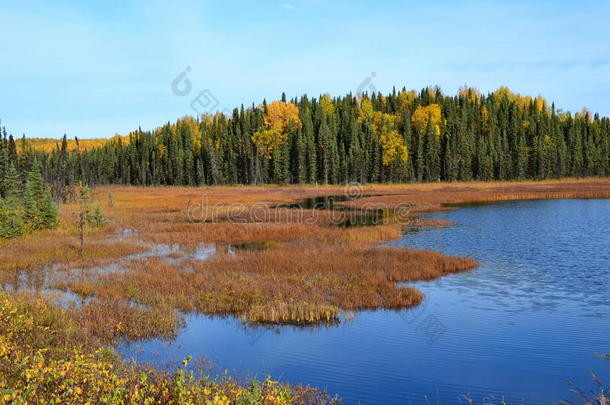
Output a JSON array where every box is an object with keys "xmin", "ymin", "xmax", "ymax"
[{"xmin": 1, "ymin": 86, "xmax": 609, "ymax": 190}]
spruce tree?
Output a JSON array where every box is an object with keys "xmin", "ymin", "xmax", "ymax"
[
  {"xmin": 0, "ymin": 143, "xmax": 7, "ymax": 196},
  {"xmin": 40, "ymin": 189, "xmax": 59, "ymax": 229},
  {"xmin": 0, "ymin": 197, "xmax": 25, "ymax": 238},
  {"xmin": 23, "ymin": 160, "xmax": 46, "ymax": 230},
  {"xmin": 424, "ymin": 116, "xmax": 440, "ymax": 181},
  {"xmin": 4, "ymin": 163, "xmax": 21, "ymax": 199}
]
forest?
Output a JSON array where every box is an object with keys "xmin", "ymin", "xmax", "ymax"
[{"xmin": 1, "ymin": 86, "xmax": 609, "ymax": 193}]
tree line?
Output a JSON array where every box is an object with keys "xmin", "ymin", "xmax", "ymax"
[{"xmin": 2, "ymin": 86, "xmax": 610, "ymax": 190}]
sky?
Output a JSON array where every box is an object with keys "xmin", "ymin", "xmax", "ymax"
[{"xmin": 1, "ymin": 0, "xmax": 610, "ymax": 139}]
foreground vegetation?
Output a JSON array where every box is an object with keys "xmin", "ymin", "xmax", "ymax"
[{"xmin": 0, "ymin": 292, "xmax": 338, "ymax": 405}]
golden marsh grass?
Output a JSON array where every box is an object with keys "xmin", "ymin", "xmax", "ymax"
[{"xmin": 2, "ymin": 178, "xmax": 609, "ymax": 330}]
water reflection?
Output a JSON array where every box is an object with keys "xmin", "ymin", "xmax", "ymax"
[{"xmin": 277, "ymin": 194, "xmax": 400, "ymax": 227}]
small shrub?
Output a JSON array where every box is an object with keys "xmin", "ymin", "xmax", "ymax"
[{"xmin": 87, "ymin": 205, "xmax": 108, "ymax": 228}]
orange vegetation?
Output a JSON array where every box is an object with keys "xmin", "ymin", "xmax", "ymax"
[{"xmin": 2, "ymin": 178, "xmax": 609, "ymax": 331}]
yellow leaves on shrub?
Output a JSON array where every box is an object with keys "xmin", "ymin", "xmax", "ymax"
[
  {"xmin": 412, "ymin": 104, "xmax": 442, "ymax": 136},
  {"xmin": 380, "ymin": 130, "xmax": 408, "ymax": 166},
  {"xmin": 0, "ymin": 292, "xmax": 300, "ymax": 405},
  {"xmin": 0, "ymin": 335, "xmax": 14, "ymax": 358},
  {"xmin": 253, "ymin": 101, "xmax": 301, "ymax": 158}
]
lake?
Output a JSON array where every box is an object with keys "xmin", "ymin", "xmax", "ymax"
[{"xmin": 119, "ymin": 198, "xmax": 610, "ymax": 404}]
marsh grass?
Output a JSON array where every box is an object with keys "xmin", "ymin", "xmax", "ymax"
[
  {"xmin": 244, "ymin": 301, "xmax": 341, "ymax": 324},
  {"xmin": 57, "ymin": 242, "xmax": 474, "ymax": 324},
  {"xmin": 2, "ymin": 179, "xmax": 609, "ymax": 331},
  {"xmin": 70, "ymin": 299, "xmax": 182, "ymax": 342}
]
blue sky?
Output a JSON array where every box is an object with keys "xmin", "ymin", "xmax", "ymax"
[{"xmin": 1, "ymin": 0, "xmax": 609, "ymax": 139}]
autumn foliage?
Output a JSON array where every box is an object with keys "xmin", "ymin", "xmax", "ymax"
[
  {"xmin": 412, "ymin": 103, "xmax": 442, "ymax": 136},
  {"xmin": 252, "ymin": 101, "xmax": 302, "ymax": 158},
  {"xmin": 251, "ymin": 128, "xmax": 285, "ymax": 158},
  {"xmin": 380, "ymin": 130, "xmax": 408, "ymax": 166},
  {"xmin": 18, "ymin": 135, "xmax": 127, "ymax": 153},
  {"xmin": 0, "ymin": 292, "xmax": 337, "ymax": 404}
]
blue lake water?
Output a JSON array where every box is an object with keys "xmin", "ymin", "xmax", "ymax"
[{"xmin": 119, "ymin": 199, "xmax": 610, "ymax": 404}]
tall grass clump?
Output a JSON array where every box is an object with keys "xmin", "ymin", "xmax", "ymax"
[{"xmin": 244, "ymin": 301, "xmax": 341, "ymax": 325}]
